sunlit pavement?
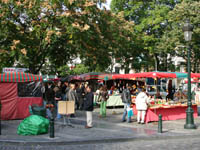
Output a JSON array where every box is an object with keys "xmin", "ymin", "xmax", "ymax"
[{"xmin": 0, "ymin": 107, "xmax": 200, "ymax": 149}]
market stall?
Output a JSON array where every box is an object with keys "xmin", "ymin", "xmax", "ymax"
[
  {"xmin": 0, "ymin": 72, "xmax": 43, "ymax": 120},
  {"xmin": 106, "ymin": 95, "xmax": 124, "ymax": 107},
  {"xmin": 94, "ymin": 94, "xmax": 124, "ymax": 107},
  {"xmin": 128, "ymin": 71, "xmax": 200, "ymax": 123},
  {"xmin": 132, "ymin": 103, "xmax": 198, "ymax": 123}
]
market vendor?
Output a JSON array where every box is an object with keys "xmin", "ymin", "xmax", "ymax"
[
  {"xmin": 173, "ymin": 89, "xmax": 187, "ymax": 101},
  {"xmin": 110, "ymin": 85, "xmax": 116, "ymax": 95},
  {"xmin": 155, "ymin": 90, "xmax": 162, "ymax": 99},
  {"xmin": 131, "ymin": 84, "xmax": 137, "ymax": 95},
  {"xmin": 166, "ymin": 79, "xmax": 174, "ymax": 100}
]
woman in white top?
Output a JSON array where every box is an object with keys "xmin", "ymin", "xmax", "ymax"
[{"xmin": 135, "ymin": 88, "xmax": 150, "ymax": 124}]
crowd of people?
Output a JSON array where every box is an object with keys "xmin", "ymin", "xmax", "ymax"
[
  {"xmin": 43, "ymin": 80, "xmax": 138, "ymax": 127},
  {"xmin": 43, "ymin": 81, "xmax": 95, "ymax": 128},
  {"xmin": 120, "ymin": 84, "xmax": 150, "ymax": 124},
  {"xmin": 42, "ymin": 80, "xmax": 175, "ymax": 128},
  {"xmin": 39, "ymin": 77, "xmax": 200, "ymax": 129}
]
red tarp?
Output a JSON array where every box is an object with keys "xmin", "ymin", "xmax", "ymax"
[
  {"xmin": 112, "ymin": 74, "xmax": 127, "ymax": 79},
  {"xmin": 70, "ymin": 72, "xmax": 200, "ymax": 81},
  {"xmin": 191, "ymin": 73, "xmax": 200, "ymax": 78},
  {"xmin": 127, "ymin": 72, "xmax": 177, "ymax": 78},
  {"xmin": 0, "ymin": 82, "xmax": 43, "ymax": 120},
  {"xmin": 112, "ymin": 72, "xmax": 177, "ymax": 79}
]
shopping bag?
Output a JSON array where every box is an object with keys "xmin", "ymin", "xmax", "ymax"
[
  {"xmin": 127, "ymin": 107, "xmax": 133, "ymax": 117},
  {"xmin": 58, "ymin": 101, "xmax": 75, "ymax": 115}
]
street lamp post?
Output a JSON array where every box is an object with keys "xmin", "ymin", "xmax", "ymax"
[{"xmin": 182, "ymin": 19, "xmax": 196, "ymax": 129}]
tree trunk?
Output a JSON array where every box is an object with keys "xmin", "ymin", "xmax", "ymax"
[
  {"xmin": 164, "ymin": 53, "xmax": 168, "ymax": 71},
  {"xmin": 154, "ymin": 54, "xmax": 159, "ymax": 71}
]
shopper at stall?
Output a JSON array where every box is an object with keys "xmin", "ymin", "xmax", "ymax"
[
  {"xmin": 61, "ymin": 81, "xmax": 69, "ymax": 100},
  {"xmin": 121, "ymin": 85, "xmax": 132, "ymax": 123},
  {"xmin": 44, "ymin": 81, "xmax": 55, "ymax": 118},
  {"xmin": 53, "ymin": 81, "xmax": 62, "ymax": 119},
  {"xmin": 98, "ymin": 85, "xmax": 109, "ymax": 118},
  {"xmin": 67, "ymin": 83, "xmax": 78, "ymax": 117},
  {"xmin": 110, "ymin": 85, "xmax": 116, "ymax": 94},
  {"xmin": 76, "ymin": 83, "xmax": 84, "ymax": 110},
  {"xmin": 155, "ymin": 90, "xmax": 162, "ymax": 99},
  {"xmin": 135, "ymin": 88, "xmax": 150, "ymax": 124},
  {"xmin": 83, "ymin": 85, "xmax": 94, "ymax": 128},
  {"xmin": 95, "ymin": 85, "xmax": 102, "ymax": 101}
]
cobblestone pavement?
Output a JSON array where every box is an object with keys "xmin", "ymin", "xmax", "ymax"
[
  {"xmin": 1, "ymin": 135, "xmax": 200, "ymax": 150},
  {"xmin": 1, "ymin": 107, "xmax": 200, "ymax": 149}
]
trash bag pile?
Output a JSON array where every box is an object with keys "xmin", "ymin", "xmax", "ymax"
[{"xmin": 17, "ymin": 115, "xmax": 49, "ymax": 135}]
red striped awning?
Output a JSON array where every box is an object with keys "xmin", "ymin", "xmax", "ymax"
[{"xmin": 0, "ymin": 72, "xmax": 42, "ymax": 82}]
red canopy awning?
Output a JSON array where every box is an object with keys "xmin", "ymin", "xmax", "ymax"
[
  {"xmin": 191, "ymin": 73, "xmax": 200, "ymax": 78},
  {"xmin": 71, "ymin": 72, "xmax": 113, "ymax": 81},
  {"xmin": 113, "ymin": 72, "xmax": 177, "ymax": 79},
  {"xmin": 112, "ymin": 74, "xmax": 128, "ymax": 79}
]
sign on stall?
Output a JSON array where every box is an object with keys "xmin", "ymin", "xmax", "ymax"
[
  {"xmin": 58, "ymin": 101, "xmax": 75, "ymax": 115},
  {"xmin": 3, "ymin": 67, "xmax": 29, "ymax": 73}
]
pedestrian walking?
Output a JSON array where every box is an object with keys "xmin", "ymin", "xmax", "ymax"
[
  {"xmin": 121, "ymin": 85, "xmax": 132, "ymax": 123},
  {"xmin": 135, "ymin": 88, "xmax": 150, "ymax": 124},
  {"xmin": 83, "ymin": 85, "xmax": 94, "ymax": 128}
]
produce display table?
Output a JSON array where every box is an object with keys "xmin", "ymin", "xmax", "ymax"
[
  {"xmin": 106, "ymin": 95, "xmax": 124, "ymax": 107},
  {"xmin": 94, "ymin": 95, "xmax": 124, "ymax": 107},
  {"xmin": 132, "ymin": 104, "xmax": 198, "ymax": 123},
  {"xmin": 195, "ymin": 91, "xmax": 200, "ymax": 104}
]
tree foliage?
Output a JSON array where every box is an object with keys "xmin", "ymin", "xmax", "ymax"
[
  {"xmin": 0, "ymin": 0, "xmax": 134, "ymax": 75},
  {"xmin": 111, "ymin": 0, "xmax": 182, "ymax": 71},
  {"xmin": 157, "ymin": 0, "xmax": 200, "ymax": 72}
]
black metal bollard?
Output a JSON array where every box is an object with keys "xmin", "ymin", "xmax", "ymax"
[
  {"xmin": 158, "ymin": 114, "xmax": 162, "ymax": 133},
  {"xmin": 49, "ymin": 117, "xmax": 54, "ymax": 138}
]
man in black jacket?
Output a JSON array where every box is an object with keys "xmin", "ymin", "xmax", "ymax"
[{"xmin": 84, "ymin": 85, "xmax": 94, "ymax": 128}]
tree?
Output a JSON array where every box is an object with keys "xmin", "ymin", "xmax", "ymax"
[
  {"xmin": 0, "ymin": 0, "xmax": 61, "ymax": 73},
  {"xmin": 0, "ymin": 0, "xmax": 135, "ymax": 74},
  {"xmin": 157, "ymin": 0, "xmax": 200, "ymax": 72},
  {"xmin": 111, "ymin": 0, "xmax": 182, "ymax": 71}
]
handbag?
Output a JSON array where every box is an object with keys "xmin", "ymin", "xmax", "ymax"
[
  {"xmin": 97, "ymin": 93, "xmax": 102, "ymax": 102},
  {"xmin": 127, "ymin": 107, "xmax": 134, "ymax": 117}
]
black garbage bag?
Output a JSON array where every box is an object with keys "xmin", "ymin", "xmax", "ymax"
[
  {"xmin": 17, "ymin": 115, "xmax": 49, "ymax": 135},
  {"xmin": 32, "ymin": 105, "xmax": 46, "ymax": 118}
]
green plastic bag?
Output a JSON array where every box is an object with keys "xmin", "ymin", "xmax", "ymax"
[{"xmin": 17, "ymin": 115, "xmax": 49, "ymax": 135}]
